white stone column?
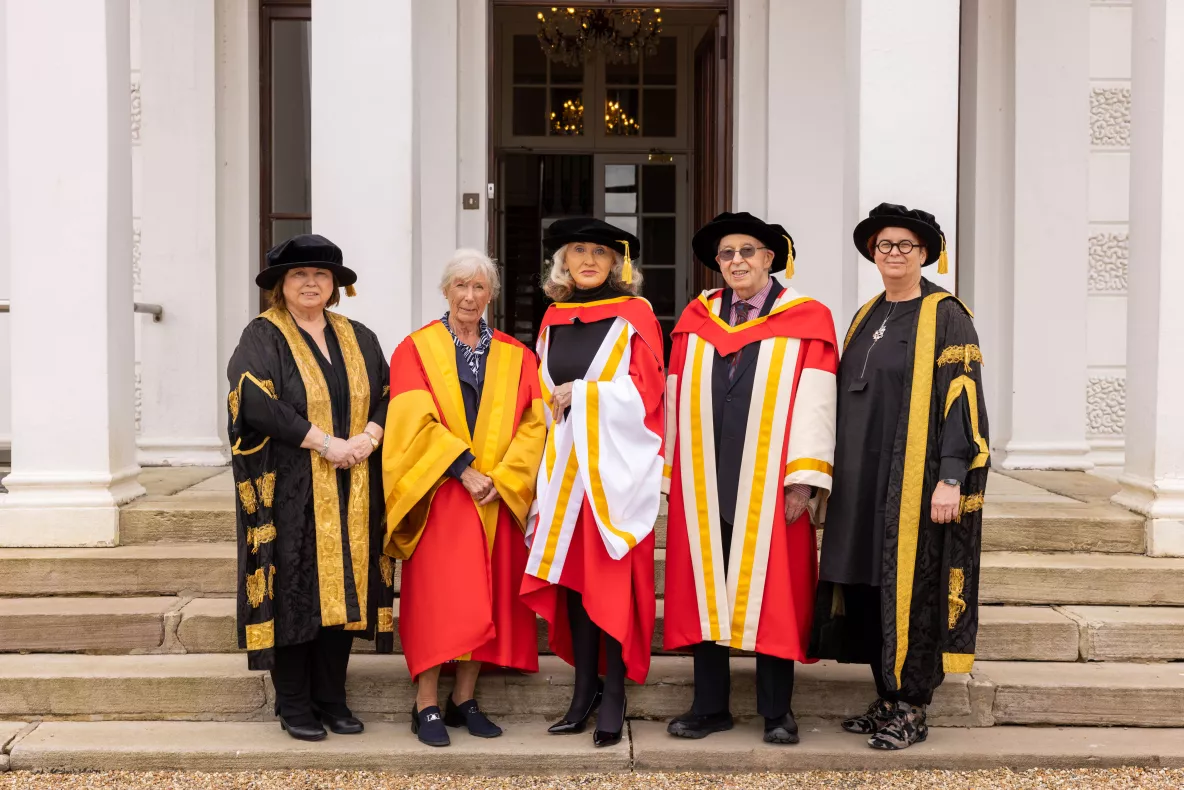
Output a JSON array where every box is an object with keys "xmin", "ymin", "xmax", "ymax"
[
  {"xmin": 137, "ymin": 0, "xmax": 228, "ymax": 466},
  {"xmin": 1001, "ymin": 0, "xmax": 1093, "ymax": 470},
  {"xmin": 731, "ymin": 0, "xmax": 769, "ymax": 218},
  {"xmin": 1112, "ymin": 0, "xmax": 1184, "ymax": 556},
  {"xmin": 311, "ymin": 0, "xmax": 414, "ymax": 352},
  {"xmin": 1, "ymin": 0, "xmax": 144, "ymax": 546},
  {"xmin": 0, "ymin": 1, "xmax": 12, "ymax": 462},
  {"xmin": 214, "ymin": 0, "xmax": 260, "ymax": 396}
]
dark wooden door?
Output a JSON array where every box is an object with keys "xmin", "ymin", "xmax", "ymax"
[{"xmin": 692, "ymin": 13, "xmax": 731, "ymax": 296}]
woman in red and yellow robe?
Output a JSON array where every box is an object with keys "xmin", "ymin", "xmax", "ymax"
[
  {"xmin": 520, "ymin": 217, "xmax": 665, "ymax": 748},
  {"xmin": 383, "ymin": 252, "xmax": 546, "ymax": 746}
]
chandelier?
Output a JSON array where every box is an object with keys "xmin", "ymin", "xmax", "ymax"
[
  {"xmin": 537, "ymin": 7, "xmax": 663, "ymax": 67},
  {"xmin": 550, "ymin": 97, "xmax": 584, "ymax": 135},
  {"xmin": 604, "ymin": 99, "xmax": 640, "ymax": 136}
]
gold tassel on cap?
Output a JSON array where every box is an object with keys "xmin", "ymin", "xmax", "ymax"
[
  {"xmin": 345, "ymin": 284, "xmax": 357, "ymax": 297},
  {"xmin": 938, "ymin": 235, "xmax": 949, "ymax": 275},
  {"xmin": 617, "ymin": 239, "xmax": 633, "ymax": 284},
  {"xmin": 783, "ymin": 235, "xmax": 795, "ymax": 279}
]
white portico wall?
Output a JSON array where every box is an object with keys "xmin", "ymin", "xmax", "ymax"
[
  {"xmin": 1, "ymin": 0, "xmax": 144, "ymax": 546},
  {"xmin": 137, "ymin": 0, "xmax": 228, "ymax": 466},
  {"xmin": 1002, "ymin": 0, "xmax": 1093, "ymax": 471},
  {"xmin": 0, "ymin": 1, "xmax": 11, "ymax": 461},
  {"xmin": 1112, "ymin": 0, "xmax": 1184, "ymax": 557}
]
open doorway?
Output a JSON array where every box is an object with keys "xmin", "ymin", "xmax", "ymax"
[{"xmin": 489, "ymin": 3, "xmax": 732, "ymax": 356}]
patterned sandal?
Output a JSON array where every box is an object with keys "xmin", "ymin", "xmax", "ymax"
[
  {"xmin": 841, "ymin": 698, "xmax": 894, "ymax": 735},
  {"xmin": 868, "ymin": 702, "xmax": 928, "ymax": 750}
]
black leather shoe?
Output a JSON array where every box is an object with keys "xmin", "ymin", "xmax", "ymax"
[
  {"xmin": 411, "ymin": 705, "xmax": 450, "ymax": 747},
  {"xmin": 666, "ymin": 709, "xmax": 734, "ymax": 739},
  {"xmin": 593, "ymin": 697, "xmax": 626, "ymax": 747},
  {"xmin": 279, "ymin": 715, "xmax": 327, "ymax": 742},
  {"xmin": 317, "ymin": 710, "xmax": 365, "ymax": 735},
  {"xmin": 445, "ymin": 697, "xmax": 503, "ymax": 738},
  {"xmin": 548, "ymin": 681, "xmax": 604, "ymax": 734},
  {"xmin": 763, "ymin": 712, "xmax": 800, "ymax": 744}
]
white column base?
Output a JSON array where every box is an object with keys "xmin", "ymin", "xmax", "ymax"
[
  {"xmin": 0, "ymin": 465, "xmax": 145, "ymax": 547},
  {"xmin": 1112, "ymin": 473, "xmax": 1184, "ymax": 557},
  {"xmin": 1000, "ymin": 441, "xmax": 1095, "ymax": 471},
  {"xmin": 137, "ymin": 437, "xmax": 229, "ymax": 467}
]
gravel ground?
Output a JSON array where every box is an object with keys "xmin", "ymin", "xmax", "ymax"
[{"xmin": 3, "ymin": 771, "xmax": 1184, "ymax": 789}]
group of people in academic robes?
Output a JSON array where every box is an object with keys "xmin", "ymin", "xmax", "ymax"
[{"xmin": 226, "ymin": 199, "xmax": 989, "ymax": 752}]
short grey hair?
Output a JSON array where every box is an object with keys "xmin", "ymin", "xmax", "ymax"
[
  {"xmin": 543, "ymin": 243, "xmax": 642, "ymax": 302},
  {"xmin": 440, "ymin": 248, "xmax": 501, "ymax": 299}
]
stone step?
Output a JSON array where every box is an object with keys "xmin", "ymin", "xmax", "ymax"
[
  {"xmin": 6, "ymin": 544, "xmax": 1184, "ymax": 607},
  {"xmin": 7, "ymin": 720, "xmax": 1184, "ymax": 773},
  {"xmin": 980, "ymin": 552, "xmax": 1184, "ymax": 606},
  {"xmin": 0, "ymin": 596, "xmax": 1128, "ymax": 663},
  {"xmin": 0, "ymin": 544, "xmax": 236, "ymax": 597},
  {"xmin": 0, "ymin": 653, "xmax": 1181, "ymax": 727}
]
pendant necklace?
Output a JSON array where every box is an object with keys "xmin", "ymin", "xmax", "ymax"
[{"xmin": 859, "ymin": 301, "xmax": 898, "ymax": 380}]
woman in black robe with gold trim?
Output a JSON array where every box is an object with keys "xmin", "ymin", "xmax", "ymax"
[
  {"xmin": 227, "ymin": 234, "xmax": 395, "ymax": 742},
  {"xmin": 810, "ymin": 204, "xmax": 989, "ymax": 751}
]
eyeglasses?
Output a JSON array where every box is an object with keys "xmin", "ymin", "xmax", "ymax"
[
  {"xmin": 716, "ymin": 245, "xmax": 768, "ymax": 263},
  {"xmin": 876, "ymin": 240, "xmax": 923, "ymax": 255}
]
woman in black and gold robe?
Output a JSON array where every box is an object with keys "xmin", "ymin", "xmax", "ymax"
[
  {"xmin": 227, "ymin": 234, "xmax": 395, "ymax": 742},
  {"xmin": 811, "ymin": 204, "xmax": 989, "ymax": 751}
]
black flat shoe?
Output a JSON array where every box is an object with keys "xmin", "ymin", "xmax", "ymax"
[
  {"xmin": 279, "ymin": 715, "xmax": 327, "ymax": 742},
  {"xmin": 444, "ymin": 696, "xmax": 503, "ymax": 738},
  {"xmin": 763, "ymin": 712, "xmax": 800, "ymax": 745},
  {"xmin": 318, "ymin": 710, "xmax": 365, "ymax": 735},
  {"xmin": 593, "ymin": 697, "xmax": 626, "ymax": 747},
  {"xmin": 411, "ymin": 704, "xmax": 450, "ymax": 747},
  {"xmin": 666, "ymin": 709, "xmax": 733, "ymax": 739},
  {"xmin": 548, "ymin": 681, "xmax": 604, "ymax": 735}
]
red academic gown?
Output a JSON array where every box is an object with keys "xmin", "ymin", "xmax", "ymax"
[
  {"xmin": 663, "ymin": 289, "xmax": 838, "ymax": 661},
  {"xmin": 520, "ymin": 296, "xmax": 665, "ymax": 684},
  {"xmin": 383, "ymin": 323, "xmax": 547, "ymax": 680}
]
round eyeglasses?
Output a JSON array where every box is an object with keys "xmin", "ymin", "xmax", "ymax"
[
  {"xmin": 717, "ymin": 245, "xmax": 769, "ymax": 263},
  {"xmin": 876, "ymin": 240, "xmax": 922, "ymax": 255}
]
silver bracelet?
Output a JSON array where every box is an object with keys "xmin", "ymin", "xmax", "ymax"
[{"xmin": 320, "ymin": 434, "xmax": 332, "ymax": 456}]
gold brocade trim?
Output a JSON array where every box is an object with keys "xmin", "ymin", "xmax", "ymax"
[
  {"xmin": 268, "ymin": 565, "xmax": 276, "ymax": 599},
  {"xmin": 379, "ymin": 555, "xmax": 395, "ymax": 587},
  {"xmin": 229, "ymin": 371, "xmax": 278, "ymax": 456},
  {"xmin": 261, "ymin": 307, "xmax": 371, "ymax": 631},
  {"xmin": 845, "ymin": 293, "xmax": 882, "ymax": 351},
  {"xmin": 245, "ymin": 620, "xmax": 275, "ymax": 651},
  {"xmin": 377, "ymin": 606, "xmax": 395, "ymax": 633},
  {"xmin": 237, "ymin": 480, "xmax": 258, "ymax": 514},
  {"xmin": 944, "ymin": 375, "xmax": 992, "ymax": 471},
  {"xmin": 943, "ymin": 652, "xmax": 975, "ymax": 674},
  {"xmin": 948, "ymin": 567, "xmax": 967, "ymax": 629},
  {"xmin": 228, "ymin": 389, "xmax": 240, "ymax": 423},
  {"xmin": 894, "ymin": 292, "xmax": 952, "ymax": 688},
  {"xmin": 246, "ymin": 568, "xmax": 267, "ymax": 608},
  {"xmin": 257, "ymin": 472, "xmax": 276, "ymax": 508},
  {"xmin": 937, "ymin": 343, "xmax": 983, "ymax": 372},
  {"xmin": 246, "ymin": 524, "xmax": 277, "ymax": 554},
  {"xmin": 960, "ymin": 492, "xmax": 985, "ymax": 518}
]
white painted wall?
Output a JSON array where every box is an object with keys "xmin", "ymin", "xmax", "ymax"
[{"xmin": 0, "ymin": 0, "xmax": 11, "ymax": 461}]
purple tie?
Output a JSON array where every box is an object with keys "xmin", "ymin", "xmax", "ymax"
[{"xmin": 728, "ymin": 300, "xmax": 751, "ymax": 380}]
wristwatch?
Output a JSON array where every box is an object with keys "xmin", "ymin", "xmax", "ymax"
[
  {"xmin": 364, "ymin": 429, "xmax": 380, "ymax": 449},
  {"xmin": 940, "ymin": 478, "xmax": 961, "ymax": 488}
]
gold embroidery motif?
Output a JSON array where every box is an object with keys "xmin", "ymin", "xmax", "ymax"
[
  {"xmin": 245, "ymin": 620, "xmax": 275, "ymax": 651},
  {"xmin": 379, "ymin": 555, "xmax": 395, "ymax": 587},
  {"xmin": 237, "ymin": 481, "xmax": 258, "ymax": 515},
  {"xmin": 256, "ymin": 379, "xmax": 277, "ymax": 399},
  {"xmin": 937, "ymin": 344, "xmax": 983, "ymax": 372},
  {"xmin": 382, "ymin": 384, "xmax": 390, "ymax": 398},
  {"xmin": 228, "ymin": 389, "xmax": 240, "ymax": 423},
  {"xmin": 257, "ymin": 472, "xmax": 276, "ymax": 508},
  {"xmin": 377, "ymin": 606, "xmax": 395, "ymax": 633},
  {"xmin": 245, "ymin": 524, "xmax": 277, "ymax": 554},
  {"xmin": 960, "ymin": 492, "xmax": 985, "ymax": 517},
  {"xmin": 245, "ymin": 568, "xmax": 267, "ymax": 608},
  {"xmin": 948, "ymin": 567, "xmax": 967, "ymax": 629},
  {"xmin": 268, "ymin": 566, "xmax": 276, "ymax": 599}
]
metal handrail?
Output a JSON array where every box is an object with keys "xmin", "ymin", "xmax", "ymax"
[{"xmin": 0, "ymin": 300, "xmax": 163, "ymax": 322}]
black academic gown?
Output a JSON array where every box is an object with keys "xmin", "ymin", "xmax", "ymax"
[
  {"xmin": 811, "ymin": 279, "xmax": 989, "ymax": 703},
  {"xmin": 227, "ymin": 308, "xmax": 395, "ymax": 670}
]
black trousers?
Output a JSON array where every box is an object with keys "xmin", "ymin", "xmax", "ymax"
[
  {"xmin": 690, "ymin": 517, "xmax": 795, "ymax": 720},
  {"xmin": 271, "ymin": 629, "xmax": 354, "ymax": 724},
  {"xmin": 844, "ymin": 584, "xmax": 935, "ymax": 707},
  {"xmin": 691, "ymin": 641, "xmax": 795, "ymax": 719}
]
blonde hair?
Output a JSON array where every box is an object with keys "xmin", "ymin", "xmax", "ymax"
[
  {"xmin": 543, "ymin": 243, "xmax": 642, "ymax": 302},
  {"xmin": 440, "ymin": 248, "xmax": 501, "ymax": 299}
]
